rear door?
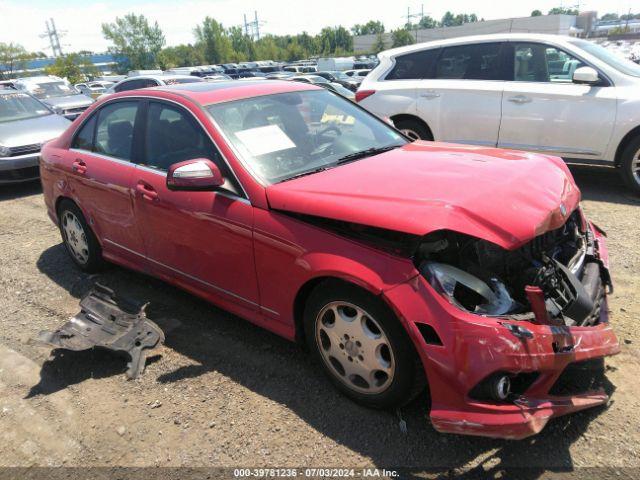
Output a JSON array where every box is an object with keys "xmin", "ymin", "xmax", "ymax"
[
  {"xmin": 497, "ymin": 42, "xmax": 617, "ymax": 159},
  {"xmin": 415, "ymin": 42, "xmax": 506, "ymax": 146},
  {"xmin": 68, "ymin": 99, "xmax": 145, "ymax": 259},
  {"xmin": 131, "ymin": 99, "xmax": 260, "ymax": 311}
]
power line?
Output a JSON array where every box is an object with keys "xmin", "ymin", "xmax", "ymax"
[{"xmin": 243, "ymin": 11, "xmax": 265, "ymax": 41}]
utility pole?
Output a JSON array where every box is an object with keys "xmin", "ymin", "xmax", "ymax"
[
  {"xmin": 406, "ymin": 5, "xmax": 424, "ymax": 43},
  {"xmin": 242, "ymin": 11, "xmax": 264, "ymax": 41},
  {"xmin": 40, "ymin": 18, "xmax": 65, "ymax": 57}
]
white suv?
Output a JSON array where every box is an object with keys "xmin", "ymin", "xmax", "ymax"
[{"xmin": 357, "ymin": 33, "xmax": 640, "ymax": 194}]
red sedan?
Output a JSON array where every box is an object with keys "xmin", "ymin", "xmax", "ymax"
[{"xmin": 40, "ymin": 80, "xmax": 619, "ymax": 439}]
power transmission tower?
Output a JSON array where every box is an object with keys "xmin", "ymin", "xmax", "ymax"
[
  {"xmin": 40, "ymin": 18, "xmax": 65, "ymax": 57},
  {"xmin": 406, "ymin": 5, "xmax": 425, "ymax": 42},
  {"xmin": 243, "ymin": 11, "xmax": 265, "ymax": 40}
]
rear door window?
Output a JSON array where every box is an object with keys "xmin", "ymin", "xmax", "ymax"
[
  {"xmin": 72, "ymin": 115, "xmax": 97, "ymax": 151},
  {"xmin": 434, "ymin": 43, "xmax": 504, "ymax": 80},
  {"xmin": 386, "ymin": 49, "xmax": 440, "ymax": 80},
  {"xmin": 94, "ymin": 101, "xmax": 139, "ymax": 160}
]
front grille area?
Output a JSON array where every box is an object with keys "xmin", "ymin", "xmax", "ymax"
[
  {"xmin": 9, "ymin": 144, "xmax": 40, "ymax": 157},
  {"xmin": 549, "ymin": 358, "xmax": 607, "ymax": 396},
  {"xmin": 0, "ymin": 166, "xmax": 40, "ymax": 182}
]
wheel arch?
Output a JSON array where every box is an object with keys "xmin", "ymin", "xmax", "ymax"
[
  {"xmin": 614, "ymin": 125, "xmax": 640, "ymax": 167},
  {"xmin": 390, "ymin": 114, "xmax": 434, "ymax": 140}
]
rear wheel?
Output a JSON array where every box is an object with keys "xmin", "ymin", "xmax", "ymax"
[
  {"xmin": 58, "ymin": 200, "xmax": 104, "ymax": 272},
  {"xmin": 304, "ymin": 280, "xmax": 420, "ymax": 409},
  {"xmin": 620, "ymin": 136, "xmax": 640, "ymax": 195},
  {"xmin": 393, "ymin": 118, "xmax": 433, "ymax": 142}
]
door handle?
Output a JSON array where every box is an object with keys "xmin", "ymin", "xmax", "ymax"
[
  {"xmin": 508, "ymin": 95, "xmax": 532, "ymax": 104},
  {"xmin": 420, "ymin": 90, "xmax": 440, "ymax": 99},
  {"xmin": 136, "ymin": 182, "xmax": 158, "ymax": 201},
  {"xmin": 72, "ymin": 159, "xmax": 87, "ymax": 174}
]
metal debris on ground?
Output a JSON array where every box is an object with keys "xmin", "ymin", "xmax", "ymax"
[{"xmin": 35, "ymin": 283, "xmax": 164, "ymax": 379}]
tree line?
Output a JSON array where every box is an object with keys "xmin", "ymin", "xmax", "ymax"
[{"xmin": 1, "ymin": 9, "xmax": 638, "ymax": 82}]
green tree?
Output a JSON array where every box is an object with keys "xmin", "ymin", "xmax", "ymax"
[
  {"xmin": 102, "ymin": 13, "xmax": 165, "ymax": 73},
  {"xmin": 0, "ymin": 43, "xmax": 31, "ymax": 79},
  {"xmin": 548, "ymin": 7, "xmax": 579, "ymax": 15},
  {"xmin": 158, "ymin": 44, "xmax": 204, "ymax": 69},
  {"xmin": 351, "ymin": 20, "xmax": 385, "ymax": 36},
  {"xmin": 194, "ymin": 17, "xmax": 233, "ymax": 64},
  {"xmin": 391, "ymin": 28, "xmax": 414, "ymax": 48},
  {"xmin": 600, "ymin": 12, "xmax": 618, "ymax": 21},
  {"xmin": 43, "ymin": 53, "xmax": 99, "ymax": 83},
  {"xmin": 530, "ymin": 9, "xmax": 543, "ymax": 16},
  {"xmin": 317, "ymin": 26, "xmax": 353, "ymax": 55},
  {"xmin": 441, "ymin": 11, "xmax": 456, "ymax": 27},
  {"xmin": 418, "ymin": 16, "xmax": 438, "ymax": 29},
  {"xmin": 372, "ymin": 33, "xmax": 387, "ymax": 53}
]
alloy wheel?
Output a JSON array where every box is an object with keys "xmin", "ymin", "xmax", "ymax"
[
  {"xmin": 632, "ymin": 147, "xmax": 640, "ymax": 187},
  {"xmin": 315, "ymin": 301, "xmax": 395, "ymax": 394},
  {"xmin": 61, "ymin": 211, "xmax": 89, "ymax": 265},
  {"xmin": 399, "ymin": 129, "xmax": 421, "ymax": 141}
]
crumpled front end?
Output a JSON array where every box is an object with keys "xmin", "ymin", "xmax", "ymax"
[{"xmin": 384, "ymin": 217, "xmax": 619, "ymax": 440}]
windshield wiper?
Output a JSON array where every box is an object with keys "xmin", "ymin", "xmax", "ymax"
[
  {"xmin": 334, "ymin": 145, "xmax": 401, "ymax": 165},
  {"xmin": 279, "ymin": 166, "xmax": 332, "ymax": 183}
]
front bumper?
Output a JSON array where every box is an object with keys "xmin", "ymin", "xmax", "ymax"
[
  {"xmin": 384, "ymin": 224, "xmax": 619, "ymax": 440},
  {"xmin": 0, "ymin": 153, "xmax": 40, "ymax": 184}
]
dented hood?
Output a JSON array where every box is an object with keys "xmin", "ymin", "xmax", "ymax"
[{"xmin": 265, "ymin": 142, "xmax": 581, "ymax": 250}]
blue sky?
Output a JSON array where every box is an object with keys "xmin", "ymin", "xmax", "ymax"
[{"xmin": 0, "ymin": 0, "xmax": 634, "ymax": 53}]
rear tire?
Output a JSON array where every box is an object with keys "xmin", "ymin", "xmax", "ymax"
[
  {"xmin": 620, "ymin": 136, "xmax": 640, "ymax": 195},
  {"xmin": 57, "ymin": 199, "xmax": 105, "ymax": 273},
  {"xmin": 393, "ymin": 118, "xmax": 433, "ymax": 142},
  {"xmin": 304, "ymin": 280, "xmax": 421, "ymax": 409}
]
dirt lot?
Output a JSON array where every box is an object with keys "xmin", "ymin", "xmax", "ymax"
[{"xmin": 0, "ymin": 165, "xmax": 638, "ymax": 477}]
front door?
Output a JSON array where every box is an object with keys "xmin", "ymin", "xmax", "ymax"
[
  {"xmin": 131, "ymin": 100, "xmax": 260, "ymax": 311},
  {"xmin": 67, "ymin": 100, "xmax": 145, "ymax": 259},
  {"xmin": 498, "ymin": 42, "xmax": 617, "ymax": 159}
]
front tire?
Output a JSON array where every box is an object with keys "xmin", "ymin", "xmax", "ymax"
[
  {"xmin": 393, "ymin": 118, "xmax": 433, "ymax": 142},
  {"xmin": 304, "ymin": 280, "xmax": 420, "ymax": 409},
  {"xmin": 58, "ymin": 199, "xmax": 104, "ymax": 273},
  {"xmin": 620, "ymin": 136, "xmax": 640, "ymax": 195}
]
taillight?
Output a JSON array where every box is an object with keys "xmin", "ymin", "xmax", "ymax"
[{"xmin": 355, "ymin": 90, "xmax": 375, "ymax": 102}]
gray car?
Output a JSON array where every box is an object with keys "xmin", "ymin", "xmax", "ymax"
[
  {"xmin": 0, "ymin": 90, "xmax": 71, "ymax": 184},
  {"xmin": 13, "ymin": 76, "xmax": 94, "ymax": 120}
]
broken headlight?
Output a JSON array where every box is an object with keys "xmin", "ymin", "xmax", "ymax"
[{"xmin": 421, "ymin": 262, "xmax": 518, "ymax": 316}]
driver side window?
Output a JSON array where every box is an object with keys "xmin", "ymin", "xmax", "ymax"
[
  {"xmin": 143, "ymin": 101, "xmax": 222, "ymax": 172},
  {"xmin": 514, "ymin": 43, "xmax": 586, "ymax": 83}
]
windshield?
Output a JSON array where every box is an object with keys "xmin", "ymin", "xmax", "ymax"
[
  {"xmin": 0, "ymin": 92, "xmax": 51, "ymax": 123},
  {"xmin": 26, "ymin": 81, "xmax": 79, "ymax": 99},
  {"xmin": 207, "ymin": 90, "xmax": 406, "ymax": 184},
  {"xmin": 332, "ymin": 71, "xmax": 351, "ymax": 81},
  {"xmin": 569, "ymin": 39, "xmax": 640, "ymax": 78}
]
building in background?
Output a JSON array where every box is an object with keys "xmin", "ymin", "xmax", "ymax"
[
  {"xmin": 354, "ymin": 14, "xmax": 585, "ymax": 53},
  {"xmin": 2, "ymin": 53, "xmax": 119, "ymax": 78}
]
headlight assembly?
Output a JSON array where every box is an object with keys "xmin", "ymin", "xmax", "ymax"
[
  {"xmin": 0, "ymin": 145, "xmax": 10, "ymax": 157},
  {"xmin": 421, "ymin": 261, "xmax": 517, "ymax": 316}
]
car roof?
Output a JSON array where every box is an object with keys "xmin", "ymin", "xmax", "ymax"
[
  {"xmin": 380, "ymin": 33, "xmax": 577, "ymax": 58},
  {"xmin": 114, "ymin": 79, "xmax": 321, "ymax": 105},
  {"xmin": 121, "ymin": 74, "xmax": 197, "ymax": 82}
]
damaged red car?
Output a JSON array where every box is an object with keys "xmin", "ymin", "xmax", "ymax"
[{"xmin": 40, "ymin": 80, "xmax": 620, "ymax": 439}]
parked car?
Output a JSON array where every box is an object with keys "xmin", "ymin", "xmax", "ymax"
[
  {"xmin": 41, "ymin": 80, "xmax": 619, "ymax": 439},
  {"xmin": 101, "ymin": 74, "xmax": 203, "ymax": 97},
  {"xmin": 203, "ymin": 74, "xmax": 233, "ymax": 82},
  {"xmin": 358, "ymin": 33, "xmax": 640, "ymax": 194},
  {"xmin": 344, "ymin": 69, "xmax": 371, "ymax": 82},
  {"xmin": 315, "ymin": 71, "xmax": 360, "ymax": 91},
  {"xmin": 0, "ymin": 90, "xmax": 70, "ymax": 183},
  {"xmin": 75, "ymin": 81, "xmax": 115, "ymax": 99},
  {"xmin": 290, "ymin": 75, "xmax": 354, "ymax": 100},
  {"xmin": 13, "ymin": 76, "xmax": 94, "ymax": 120}
]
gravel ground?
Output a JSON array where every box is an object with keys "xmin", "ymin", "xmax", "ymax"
[{"xmin": 0, "ymin": 164, "xmax": 638, "ymax": 477}]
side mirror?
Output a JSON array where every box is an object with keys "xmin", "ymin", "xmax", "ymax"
[
  {"xmin": 167, "ymin": 159, "xmax": 224, "ymax": 191},
  {"xmin": 572, "ymin": 66, "xmax": 600, "ymax": 85}
]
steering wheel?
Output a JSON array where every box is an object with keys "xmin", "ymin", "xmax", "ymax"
[{"xmin": 317, "ymin": 125, "xmax": 342, "ymax": 138}]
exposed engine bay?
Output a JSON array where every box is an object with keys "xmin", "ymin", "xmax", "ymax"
[{"xmin": 415, "ymin": 209, "xmax": 611, "ymax": 327}]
